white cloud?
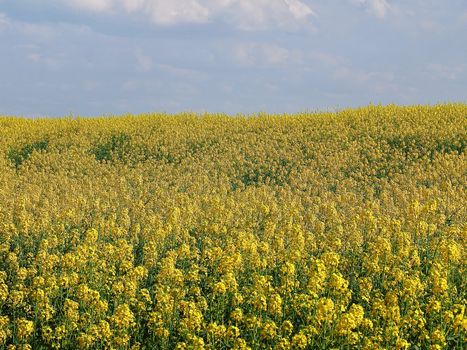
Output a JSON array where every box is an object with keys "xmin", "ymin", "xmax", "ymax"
[
  {"xmin": 221, "ymin": 0, "xmax": 315, "ymax": 30},
  {"xmin": 27, "ymin": 52, "xmax": 60, "ymax": 69},
  {"xmin": 68, "ymin": 0, "xmax": 113, "ymax": 13},
  {"xmin": 368, "ymin": 0, "xmax": 390, "ymax": 18},
  {"xmin": 156, "ymin": 63, "xmax": 207, "ymax": 79},
  {"xmin": 351, "ymin": 0, "xmax": 391, "ymax": 19},
  {"xmin": 121, "ymin": 0, "xmax": 146, "ymax": 13},
  {"xmin": 57, "ymin": 0, "xmax": 315, "ymax": 28},
  {"xmin": 11, "ymin": 20, "xmax": 96, "ymax": 43},
  {"xmin": 427, "ymin": 63, "xmax": 467, "ymax": 81},
  {"xmin": 332, "ymin": 67, "xmax": 394, "ymax": 85},
  {"xmin": 459, "ymin": 11, "xmax": 467, "ymax": 24},
  {"xmin": 0, "ymin": 12, "xmax": 10, "ymax": 29},
  {"xmin": 135, "ymin": 48, "xmax": 153, "ymax": 71},
  {"xmin": 284, "ymin": 0, "xmax": 315, "ymax": 19},
  {"xmin": 147, "ymin": 0, "xmax": 210, "ymax": 25},
  {"xmin": 309, "ymin": 52, "xmax": 342, "ymax": 66},
  {"xmin": 234, "ymin": 43, "xmax": 302, "ymax": 67}
]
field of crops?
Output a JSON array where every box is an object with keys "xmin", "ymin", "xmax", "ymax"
[{"xmin": 0, "ymin": 104, "xmax": 466, "ymax": 349}]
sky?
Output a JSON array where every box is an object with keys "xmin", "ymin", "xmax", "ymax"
[{"xmin": 0, "ymin": 1, "xmax": 466, "ymax": 117}]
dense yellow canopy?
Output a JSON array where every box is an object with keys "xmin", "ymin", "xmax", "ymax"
[{"xmin": 0, "ymin": 104, "xmax": 465, "ymax": 349}]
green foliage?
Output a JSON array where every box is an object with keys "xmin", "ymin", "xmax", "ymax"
[
  {"xmin": 91, "ymin": 133, "xmax": 131, "ymax": 162},
  {"xmin": 7, "ymin": 139, "xmax": 49, "ymax": 168}
]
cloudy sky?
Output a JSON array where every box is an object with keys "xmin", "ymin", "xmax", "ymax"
[{"xmin": 0, "ymin": 1, "xmax": 466, "ymax": 116}]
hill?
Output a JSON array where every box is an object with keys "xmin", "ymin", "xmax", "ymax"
[{"xmin": 0, "ymin": 104, "xmax": 466, "ymax": 349}]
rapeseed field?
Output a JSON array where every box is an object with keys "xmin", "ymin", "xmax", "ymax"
[{"xmin": 0, "ymin": 104, "xmax": 465, "ymax": 349}]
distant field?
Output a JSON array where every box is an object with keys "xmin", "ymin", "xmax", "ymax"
[{"xmin": 0, "ymin": 105, "xmax": 466, "ymax": 349}]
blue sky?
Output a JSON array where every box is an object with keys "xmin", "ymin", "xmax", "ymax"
[{"xmin": 0, "ymin": 0, "xmax": 466, "ymax": 116}]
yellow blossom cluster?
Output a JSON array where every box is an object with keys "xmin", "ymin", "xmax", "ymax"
[{"xmin": 0, "ymin": 104, "xmax": 465, "ymax": 349}]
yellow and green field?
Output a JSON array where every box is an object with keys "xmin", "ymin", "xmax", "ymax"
[{"xmin": 0, "ymin": 104, "xmax": 466, "ymax": 349}]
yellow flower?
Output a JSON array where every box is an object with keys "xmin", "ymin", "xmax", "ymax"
[
  {"xmin": 281, "ymin": 320, "xmax": 293, "ymax": 336},
  {"xmin": 63, "ymin": 298, "xmax": 80, "ymax": 323},
  {"xmin": 426, "ymin": 299, "xmax": 441, "ymax": 313},
  {"xmin": 207, "ymin": 322, "xmax": 226, "ymax": 338},
  {"xmin": 252, "ymin": 292, "xmax": 267, "ymax": 311},
  {"xmin": 430, "ymin": 328, "xmax": 446, "ymax": 347},
  {"xmin": 233, "ymin": 337, "xmax": 250, "ymax": 350},
  {"xmin": 275, "ymin": 337, "xmax": 291, "ymax": 350},
  {"xmin": 77, "ymin": 333, "xmax": 94, "ymax": 349},
  {"xmin": 213, "ymin": 281, "xmax": 227, "ymax": 295},
  {"xmin": 179, "ymin": 301, "xmax": 203, "ymax": 331},
  {"xmin": 0, "ymin": 316, "xmax": 11, "ymax": 344},
  {"xmin": 226, "ymin": 325, "xmax": 240, "ymax": 338},
  {"xmin": 231, "ymin": 308, "xmax": 243, "ymax": 322},
  {"xmin": 291, "ymin": 332, "xmax": 308, "ymax": 349},
  {"xmin": 337, "ymin": 304, "xmax": 365, "ymax": 335},
  {"xmin": 395, "ymin": 338, "xmax": 410, "ymax": 350},
  {"xmin": 98, "ymin": 320, "xmax": 112, "ymax": 340},
  {"xmin": 269, "ymin": 293, "xmax": 283, "ymax": 317},
  {"xmin": 0, "ymin": 282, "xmax": 8, "ymax": 304},
  {"xmin": 321, "ymin": 251, "xmax": 340, "ymax": 269},
  {"xmin": 113, "ymin": 334, "xmax": 130, "ymax": 348},
  {"xmin": 316, "ymin": 298, "xmax": 334, "ymax": 324},
  {"xmin": 0, "ymin": 105, "xmax": 466, "ymax": 348},
  {"xmin": 16, "ymin": 319, "xmax": 34, "ymax": 340},
  {"xmin": 329, "ymin": 273, "xmax": 348, "ymax": 293},
  {"xmin": 261, "ymin": 321, "xmax": 277, "ymax": 341},
  {"xmin": 111, "ymin": 303, "xmax": 135, "ymax": 329},
  {"xmin": 84, "ymin": 228, "xmax": 99, "ymax": 244},
  {"xmin": 187, "ymin": 334, "xmax": 205, "ymax": 350},
  {"xmin": 9, "ymin": 290, "xmax": 24, "ymax": 307}
]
